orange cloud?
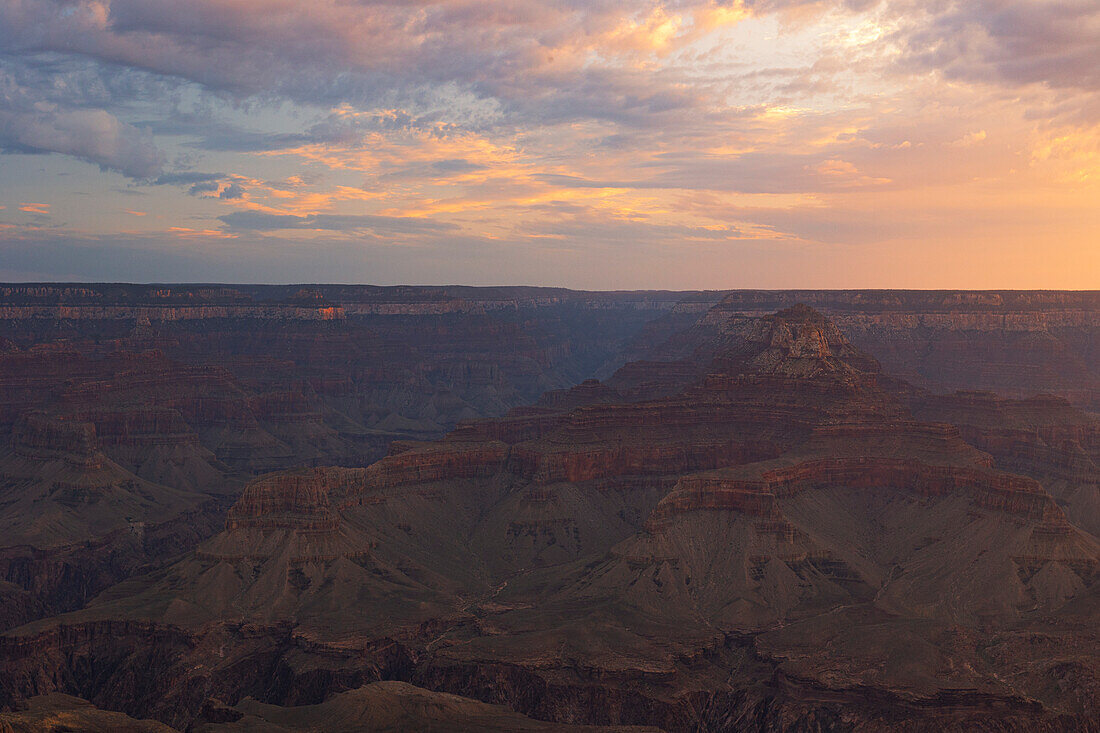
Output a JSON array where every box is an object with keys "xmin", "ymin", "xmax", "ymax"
[
  {"xmin": 167, "ymin": 227, "xmax": 239, "ymax": 239},
  {"xmin": 810, "ymin": 159, "xmax": 891, "ymax": 187}
]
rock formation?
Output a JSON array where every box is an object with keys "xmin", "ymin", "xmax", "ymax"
[
  {"xmin": 0, "ymin": 285, "xmax": 680, "ymax": 631},
  {"xmin": 687, "ymin": 290, "xmax": 1100, "ymax": 408},
  {"xmin": 1, "ymin": 298, "xmax": 1096, "ymax": 730}
]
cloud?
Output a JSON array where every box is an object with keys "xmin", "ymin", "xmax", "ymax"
[
  {"xmin": 949, "ymin": 130, "xmax": 987, "ymax": 147},
  {"xmin": 153, "ymin": 171, "xmax": 224, "ymax": 185},
  {"xmin": 432, "ymin": 159, "xmax": 489, "ymax": 174},
  {"xmin": 217, "ymin": 211, "xmax": 459, "ymax": 234},
  {"xmin": 892, "ymin": 0, "xmax": 1100, "ymax": 94},
  {"xmin": 0, "ymin": 53, "xmax": 167, "ymax": 179},
  {"xmin": 0, "ymin": 104, "xmax": 164, "ymax": 179},
  {"xmin": 166, "ymin": 226, "xmax": 237, "ymax": 239},
  {"xmin": 5, "ymin": 0, "xmax": 1094, "ymax": 183},
  {"xmin": 188, "ymin": 180, "xmax": 221, "ymax": 196},
  {"xmin": 152, "ymin": 171, "xmax": 240, "ymax": 197},
  {"xmin": 0, "ymin": 0, "xmax": 728, "ymax": 132},
  {"xmin": 1, "ymin": 0, "xmax": 1098, "ymax": 287},
  {"xmin": 535, "ymin": 151, "xmax": 893, "ymax": 194}
]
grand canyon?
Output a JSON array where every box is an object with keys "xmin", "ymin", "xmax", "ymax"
[
  {"xmin": 6, "ymin": 0, "xmax": 1099, "ymax": 728},
  {"xmin": 0, "ymin": 284, "xmax": 1096, "ymax": 731}
]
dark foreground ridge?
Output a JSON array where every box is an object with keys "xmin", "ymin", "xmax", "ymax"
[{"xmin": 0, "ymin": 286, "xmax": 1098, "ymax": 731}]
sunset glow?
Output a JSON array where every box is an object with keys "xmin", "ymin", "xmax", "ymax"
[{"xmin": 1, "ymin": 0, "xmax": 1097, "ymax": 287}]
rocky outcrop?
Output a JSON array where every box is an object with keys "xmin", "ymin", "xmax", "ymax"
[
  {"xmin": 0, "ymin": 408, "xmax": 226, "ymax": 630},
  {"xmin": 67, "ymin": 407, "xmax": 195, "ymax": 447},
  {"xmin": 0, "ymin": 501, "xmax": 223, "ymax": 630},
  {"xmin": 350, "ymin": 442, "xmax": 509, "ymax": 495},
  {"xmin": 510, "ymin": 436, "xmax": 779, "ymax": 485},
  {"xmin": 0, "ymin": 304, "xmax": 346, "ymax": 321},
  {"xmin": 1, "ymin": 294, "xmax": 1098, "ymax": 731},
  {"xmin": 0, "ymin": 692, "xmax": 175, "ymax": 732},
  {"xmin": 223, "ymin": 469, "xmax": 352, "ymax": 532},
  {"xmin": 191, "ymin": 680, "xmax": 662, "ymax": 731},
  {"xmin": 199, "ymin": 469, "xmax": 362, "ymax": 566},
  {"xmin": 0, "ymin": 284, "xmax": 687, "ymax": 650},
  {"xmin": 10, "ymin": 413, "xmax": 99, "ymax": 468},
  {"xmin": 0, "ymin": 285, "xmax": 685, "ymax": 475},
  {"xmin": 911, "ymin": 391, "xmax": 1100, "ymax": 536},
  {"xmin": 647, "ymin": 459, "xmax": 1069, "ymax": 528},
  {"xmin": 695, "ymin": 291, "xmax": 1100, "ymax": 406}
]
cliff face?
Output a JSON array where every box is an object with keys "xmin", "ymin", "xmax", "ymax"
[
  {"xmin": 0, "ymin": 286, "xmax": 681, "ymax": 632},
  {"xmin": 10, "ymin": 413, "xmax": 100, "ymax": 468},
  {"xmin": 0, "ymin": 285, "xmax": 680, "ymax": 463},
  {"xmin": 3, "ymin": 300, "xmax": 1097, "ymax": 732},
  {"xmin": 0, "ymin": 410, "xmax": 226, "ymax": 628},
  {"xmin": 1, "ymin": 287, "xmax": 1098, "ymax": 731},
  {"xmin": 911, "ymin": 391, "xmax": 1100, "ymax": 536},
  {"xmin": 688, "ymin": 290, "xmax": 1100, "ymax": 407}
]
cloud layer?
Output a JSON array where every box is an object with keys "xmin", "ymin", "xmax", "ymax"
[{"xmin": 0, "ymin": 0, "xmax": 1097, "ymax": 286}]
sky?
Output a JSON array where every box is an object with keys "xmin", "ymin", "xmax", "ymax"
[{"xmin": 0, "ymin": 0, "xmax": 1098, "ymax": 289}]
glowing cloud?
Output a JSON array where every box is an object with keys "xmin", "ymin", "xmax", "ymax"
[{"xmin": 0, "ymin": 0, "xmax": 1097, "ymax": 286}]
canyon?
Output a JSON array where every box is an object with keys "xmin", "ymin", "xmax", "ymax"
[{"xmin": 0, "ymin": 285, "xmax": 1097, "ymax": 731}]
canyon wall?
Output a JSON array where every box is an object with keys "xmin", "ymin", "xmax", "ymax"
[{"xmin": 0, "ymin": 287, "xmax": 1098, "ymax": 730}]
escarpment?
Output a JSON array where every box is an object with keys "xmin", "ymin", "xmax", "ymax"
[
  {"xmin": 0, "ymin": 285, "xmax": 683, "ymax": 473},
  {"xmin": 0, "ymin": 410, "xmax": 224, "ymax": 630},
  {"xmin": 701, "ymin": 291, "xmax": 1100, "ymax": 407},
  {"xmin": 645, "ymin": 459, "xmax": 1070, "ymax": 527},
  {"xmin": 224, "ymin": 469, "xmax": 349, "ymax": 530},
  {"xmin": 0, "ymin": 286, "xmax": 678, "ymax": 637},
  {"xmin": 911, "ymin": 391, "xmax": 1100, "ymax": 535},
  {"xmin": 10, "ymin": 412, "xmax": 100, "ymax": 468},
  {"xmin": 0, "ymin": 288, "xmax": 1097, "ymax": 731},
  {"xmin": 197, "ymin": 469, "xmax": 364, "ymax": 571}
]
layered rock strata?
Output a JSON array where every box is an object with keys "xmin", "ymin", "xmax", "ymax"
[{"xmin": 2, "ymin": 302, "xmax": 1097, "ymax": 730}]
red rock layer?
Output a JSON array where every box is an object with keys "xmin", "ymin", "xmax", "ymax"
[
  {"xmin": 0, "ymin": 304, "xmax": 345, "ymax": 321},
  {"xmin": 647, "ymin": 458, "xmax": 1069, "ymax": 529},
  {"xmin": 225, "ymin": 469, "xmax": 360, "ymax": 530},
  {"xmin": 352, "ymin": 443, "xmax": 509, "ymax": 494},
  {"xmin": 446, "ymin": 412, "xmax": 566, "ymax": 445},
  {"xmin": 911, "ymin": 391, "xmax": 1100, "ymax": 492},
  {"xmin": 10, "ymin": 414, "xmax": 100, "ymax": 468},
  {"xmin": 701, "ymin": 292, "xmax": 1100, "ymax": 406},
  {"xmin": 510, "ymin": 439, "xmax": 779, "ymax": 485}
]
